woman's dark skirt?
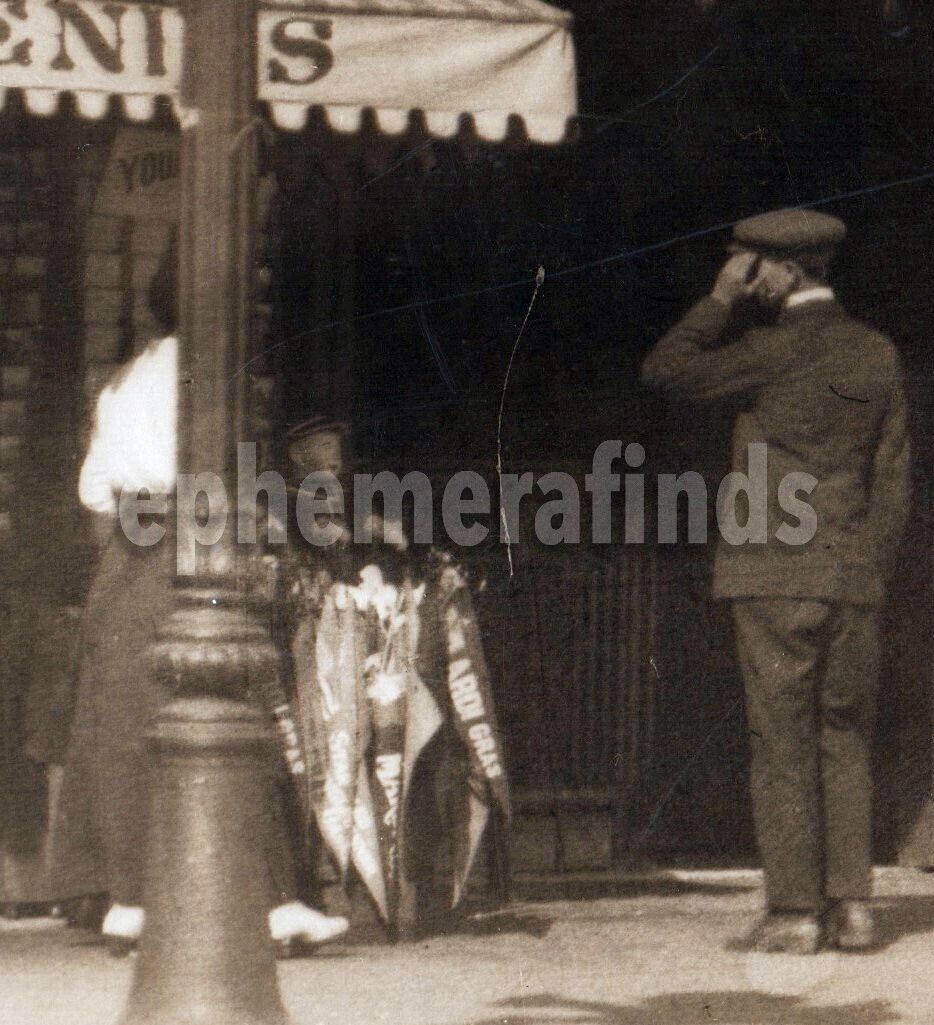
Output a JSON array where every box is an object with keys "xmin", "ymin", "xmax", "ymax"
[
  {"xmin": 51, "ymin": 531, "xmax": 299, "ymax": 906},
  {"xmin": 51, "ymin": 531, "xmax": 176, "ymax": 905}
]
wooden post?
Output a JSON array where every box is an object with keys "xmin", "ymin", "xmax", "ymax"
[{"xmin": 118, "ymin": 0, "xmax": 291, "ymax": 1019}]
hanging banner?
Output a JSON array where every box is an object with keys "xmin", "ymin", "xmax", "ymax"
[
  {"xmin": 436, "ymin": 557, "xmax": 510, "ymax": 905},
  {"xmin": 350, "ymin": 762, "xmax": 388, "ymax": 922},
  {"xmin": 0, "ymin": 0, "xmax": 575, "ymax": 141},
  {"xmin": 311, "ymin": 592, "xmax": 359, "ymax": 877},
  {"xmin": 295, "ymin": 583, "xmax": 388, "ymax": 920},
  {"xmin": 288, "ymin": 556, "xmax": 509, "ymax": 928}
]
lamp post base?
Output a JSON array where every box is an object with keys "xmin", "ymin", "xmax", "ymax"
[{"xmin": 118, "ymin": 696, "xmax": 291, "ymax": 1025}]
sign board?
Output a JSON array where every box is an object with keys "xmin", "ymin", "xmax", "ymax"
[{"xmin": 0, "ymin": 0, "xmax": 575, "ymax": 141}]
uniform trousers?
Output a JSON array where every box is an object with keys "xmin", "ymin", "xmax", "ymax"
[{"xmin": 732, "ymin": 598, "xmax": 880, "ymax": 913}]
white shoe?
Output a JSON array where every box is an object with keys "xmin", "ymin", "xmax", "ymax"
[
  {"xmin": 101, "ymin": 904, "xmax": 144, "ymax": 956},
  {"xmin": 268, "ymin": 901, "xmax": 349, "ymax": 952},
  {"xmin": 102, "ymin": 904, "xmax": 145, "ymax": 939}
]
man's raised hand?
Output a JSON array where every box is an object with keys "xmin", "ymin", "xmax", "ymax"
[{"xmin": 710, "ymin": 252, "xmax": 760, "ymax": 307}]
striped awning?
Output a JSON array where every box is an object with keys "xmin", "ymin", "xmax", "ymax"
[{"xmin": 0, "ymin": 0, "xmax": 576, "ymax": 142}]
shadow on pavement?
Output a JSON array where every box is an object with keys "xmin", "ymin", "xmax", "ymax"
[
  {"xmin": 441, "ymin": 910, "xmax": 553, "ymax": 939},
  {"xmin": 875, "ymin": 896, "xmax": 934, "ymax": 949},
  {"xmin": 452, "ymin": 991, "xmax": 898, "ymax": 1025},
  {"xmin": 513, "ymin": 874, "xmax": 755, "ymax": 903}
]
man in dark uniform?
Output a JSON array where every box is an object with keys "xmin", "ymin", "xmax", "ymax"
[{"xmin": 641, "ymin": 208, "xmax": 911, "ymax": 953}]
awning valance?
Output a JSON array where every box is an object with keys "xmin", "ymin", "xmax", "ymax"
[{"xmin": 0, "ymin": 0, "xmax": 576, "ymax": 142}]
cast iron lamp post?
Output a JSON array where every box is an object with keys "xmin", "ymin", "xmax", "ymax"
[{"xmin": 117, "ymin": 0, "xmax": 292, "ymax": 1020}]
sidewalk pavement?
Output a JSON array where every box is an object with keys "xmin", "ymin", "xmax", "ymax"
[{"xmin": 3, "ymin": 867, "xmax": 934, "ymax": 1025}]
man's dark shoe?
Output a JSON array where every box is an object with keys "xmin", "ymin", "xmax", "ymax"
[
  {"xmin": 747, "ymin": 912, "xmax": 821, "ymax": 954},
  {"xmin": 826, "ymin": 900, "xmax": 876, "ymax": 951}
]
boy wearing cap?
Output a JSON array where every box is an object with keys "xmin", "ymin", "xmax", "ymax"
[{"xmin": 641, "ymin": 208, "xmax": 911, "ymax": 953}]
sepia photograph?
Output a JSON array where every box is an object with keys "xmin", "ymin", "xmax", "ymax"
[{"xmin": 0, "ymin": 1, "xmax": 931, "ymax": 1023}]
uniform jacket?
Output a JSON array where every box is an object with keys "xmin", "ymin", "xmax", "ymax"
[{"xmin": 641, "ymin": 295, "xmax": 910, "ymax": 605}]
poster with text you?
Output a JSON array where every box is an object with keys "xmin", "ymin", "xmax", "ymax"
[{"xmin": 93, "ymin": 127, "xmax": 179, "ymax": 220}]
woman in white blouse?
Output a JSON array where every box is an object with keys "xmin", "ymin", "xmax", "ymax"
[{"xmin": 53, "ymin": 241, "xmax": 348, "ymax": 956}]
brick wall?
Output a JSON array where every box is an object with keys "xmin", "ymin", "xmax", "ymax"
[
  {"xmin": 0, "ymin": 145, "xmax": 44, "ymax": 555},
  {"xmin": 0, "ymin": 137, "xmax": 56, "ymax": 904}
]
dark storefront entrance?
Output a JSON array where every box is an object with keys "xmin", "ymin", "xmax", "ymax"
[
  {"xmin": 2, "ymin": 1, "xmax": 934, "ymax": 905},
  {"xmin": 273, "ymin": 101, "xmax": 933, "ymax": 872}
]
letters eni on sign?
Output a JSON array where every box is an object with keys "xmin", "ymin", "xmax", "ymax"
[{"xmin": 0, "ymin": 0, "xmax": 336, "ymax": 88}]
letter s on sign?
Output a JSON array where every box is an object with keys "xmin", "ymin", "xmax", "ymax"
[{"xmin": 267, "ymin": 18, "xmax": 333, "ymax": 86}]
